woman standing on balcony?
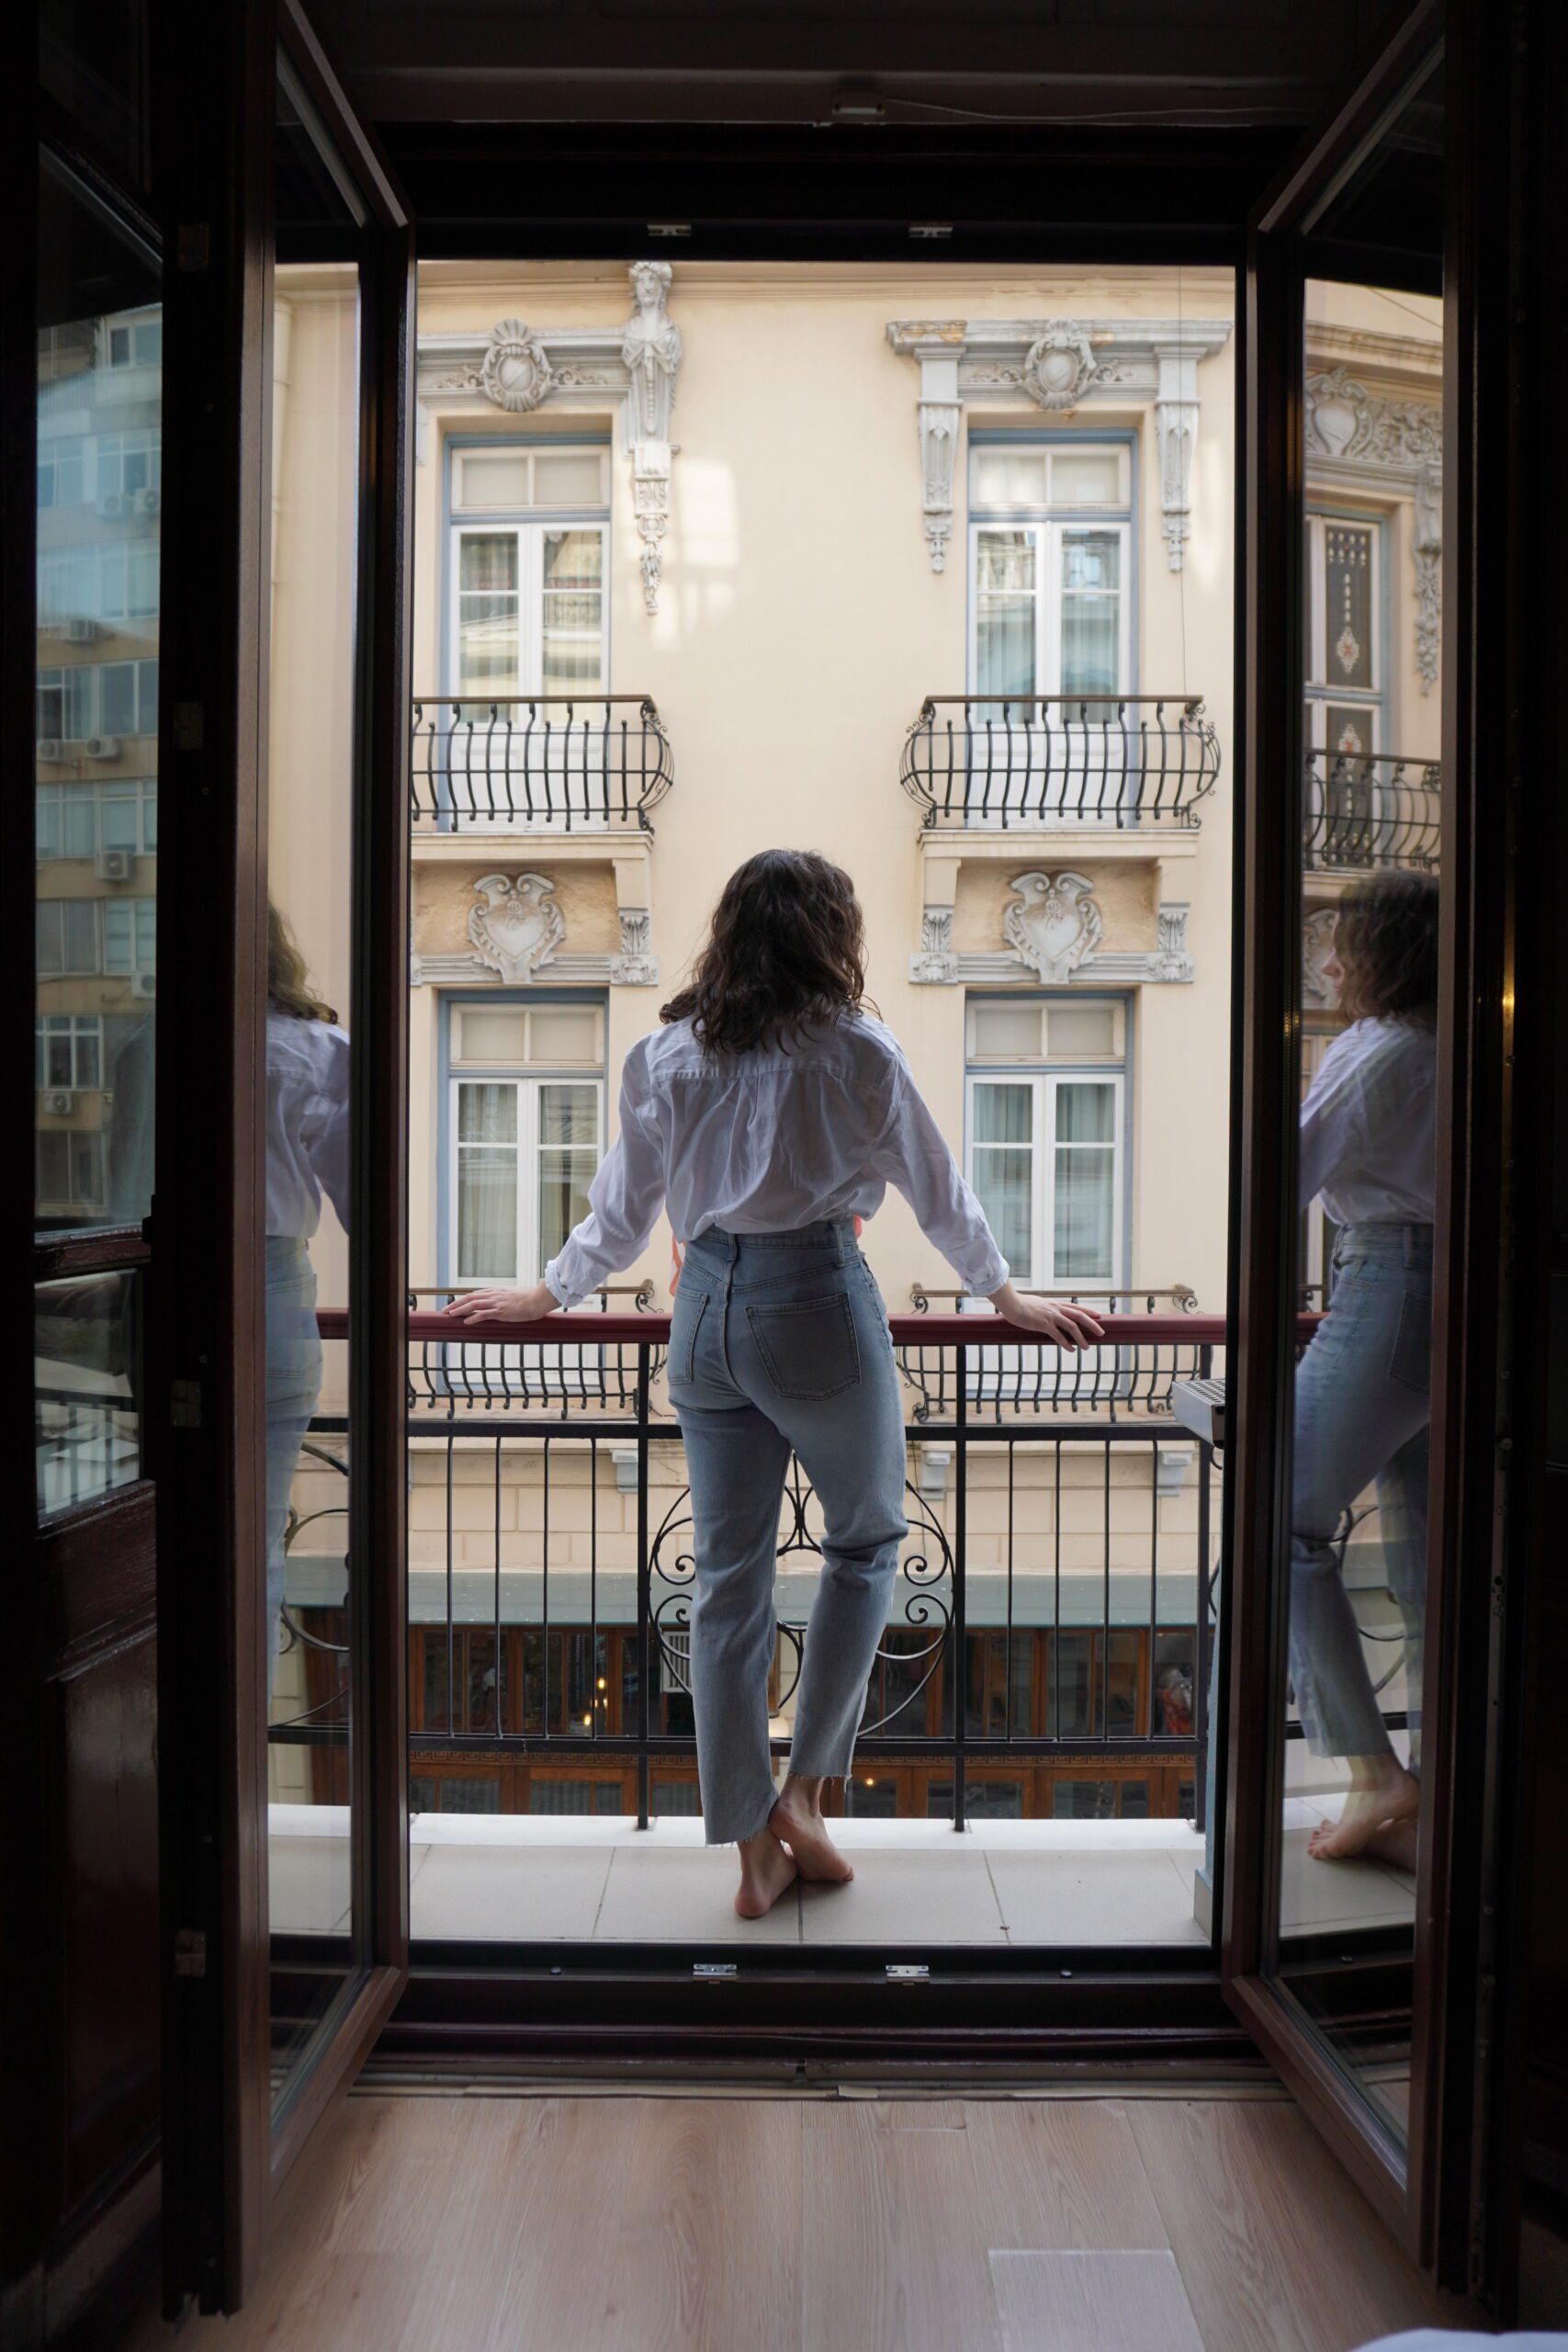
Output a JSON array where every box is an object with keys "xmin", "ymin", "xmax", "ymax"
[
  {"xmin": 446, "ymin": 849, "xmax": 1101, "ymax": 1919},
  {"xmin": 265, "ymin": 906, "xmax": 350, "ymax": 1702},
  {"xmin": 1292, "ymin": 871, "xmax": 1438, "ymax": 1870}
]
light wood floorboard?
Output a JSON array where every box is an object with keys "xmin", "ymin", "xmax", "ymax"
[{"xmin": 132, "ymin": 2090, "xmax": 1470, "ymax": 2352}]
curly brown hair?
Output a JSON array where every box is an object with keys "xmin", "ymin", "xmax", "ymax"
[
  {"xmin": 660, "ymin": 849, "xmax": 872, "ymax": 1054},
  {"xmin": 1334, "ymin": 871, "xmax": 1439, "ymax": 1024},
  {"xmin": 267, "ymin": 903, "xmax": 337, "ymax": 1024}
]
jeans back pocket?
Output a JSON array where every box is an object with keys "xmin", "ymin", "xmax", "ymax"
[{"xmin": 746, "ymin": 1292, "xmax": 861, "ymax": 1400}]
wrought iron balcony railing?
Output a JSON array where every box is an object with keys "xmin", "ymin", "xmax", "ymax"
[
  {"xmin": 1303, "ymin": 749, "xmax": 1440, "ymax": 875},
  {"xmin": 411, "ymin": 695, "xmax": 674, "ymax": 833},
  {"xmin": 901, "ymin": 695, "xmax": 1221, "ymax": 830},
  {"xmin": 282, "ymin": 1309, "xmax": 1233, "ymax": 1836}
]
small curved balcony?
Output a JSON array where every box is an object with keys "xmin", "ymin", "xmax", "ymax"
[
  {"xmin": 1303, "ymin": 749, "xmax": 1440, "ymax": 876},
  {"xmin": 411, "ymin": 694, "xmax": 674, "ymax": 833},
  {"xmin": 901, "ymin": 695, "xmax": 1222, "ymax": 831}
]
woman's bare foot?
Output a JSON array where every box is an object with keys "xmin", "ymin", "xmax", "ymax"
[
  {"xmin": 1307, "ymin": 1758, "xmax": 1419, "ymax": 1860},
  {"xmin": 734, "ymin": 1829, "xmax": 797, "ymax": 1919},
  {"xmin": 1362, "ymin": 1814, "xmax": 1419, "ymax": 1875},
  {"xmin": 770, "ymin": 1775, "xmax": 854, "ymax": 1885}
]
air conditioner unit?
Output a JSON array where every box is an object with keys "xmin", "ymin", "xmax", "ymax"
[
  {"xmin": 84, "ymin": 737, "xmax": 120, "ymax": 761},
  {"xmin": 132, "ymin": 487, "xmax": 160, "ymax": 516},
  {"xmin": 130, "ymin": 972, "xmax": 156, "ymax": 999},
  {"xmin": 41, "ymin": 1090, "xmax": 77, "ymax": 1116},
  {"xmin": 36, "ymin": 739, "xmax": 63, "ymax": 763},
  {"xmin": 96, "ymin": 492, "xmax": 124, "ymax": 520},
  {"xmin": 63, "ymin": 616, "xmax": 100, "ymax": 644},
  {"xmin": 96, "ymin": 848, "xmax": 133, "ymax": 882}
]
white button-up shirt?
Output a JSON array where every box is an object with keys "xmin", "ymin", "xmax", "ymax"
[
  {"xmin": 266, "ymin": 1011, "xmax": 351, "ymax": 1239},
  {"xmin": 1299, "ymin": 1013, "xmax": 1437, "ymax": 1227},
  {"xmin": 544, "ymin": 1012, "xmax": 1008, "ymax": 1308}
]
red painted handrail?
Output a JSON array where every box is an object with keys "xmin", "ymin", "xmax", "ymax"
[{"xmin": 317, "ymin": 1307, "xmax": 1263, "ymax": 1347}]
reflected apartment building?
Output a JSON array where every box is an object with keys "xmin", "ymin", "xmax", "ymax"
[{"xmin": 238, "ymin": 258, "xmax": 1439, "ymax": 1826}]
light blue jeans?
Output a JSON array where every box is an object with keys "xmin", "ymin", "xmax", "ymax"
[
  {"xmin": 1289, "ymin": 1223, "xmax": 1432, "ymax": 1764},
  {"xmin": 668, "ymin": 1221, "xmax": 910, "ymax": 1845},
  {"xmin": 266, "ymin": 1236, "xmax": 323, "ymax": 1699}
]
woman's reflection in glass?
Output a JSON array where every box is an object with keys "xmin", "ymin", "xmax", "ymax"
[
  {"xmin": 265, "ymin": 905, "xmax": 349, "ymax": 1699},
  {"xmin": 1291, "ymin": 873, "xmax": 1438, "ymax": 1871}
]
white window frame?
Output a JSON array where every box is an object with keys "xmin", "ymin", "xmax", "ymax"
[
  {"xmin": 965, "ymin": 1069, "xmax": 1126, "ymax": 1293},
  {"xmin": 447, "ymin": 518, "xmax": 611, "ymax": 707},
  {"xmin": 446, "ymin": 1068, "xmax": 606, "ymax": 1290},
  {"xmin": 36, "ymin": 778, "xmax": 157, "ymax": 860},
  {"xmin": 1304, "ymin": 510, "xmax": 1384, "ymax": 753},
  {"xmin": 967, "ymin": 517, "xmax": 1133, "ymax": 709},
  {"xmin": 36, "ymin": 1013, "xmax": 105, "ymax": 1091}
]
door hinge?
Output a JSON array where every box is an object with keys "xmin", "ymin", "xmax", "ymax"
[{"xmin": 174, "ymin": 1928, "xmax": 207, "ymax": 1978}]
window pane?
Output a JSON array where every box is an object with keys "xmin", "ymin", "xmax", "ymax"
[
  {"xmin": 970, "ymin": 1002, "xmax": 1043, "ymax": 1061},
  {"xmin": 1055, "ymin": 1081, "xmax": 1115, "ymax": 1144},
  {"xmin": 528, "ymin": 1005, "xmax": 601, "ymax": 1064},
  {"xmin": 1060, "ymin": 530, "xmax": 1122, "ymax": 697},
  {"xmin": 974, "ymin": 1082, "xmax": 1032, "ymax": 1144},
  {"xmin": 457, "ymin": 1080, "xmax": 518, "ymax": 1142},
  {"xmin": 458, "ymin": 450, "xmax": 532, "ymax": 507},
  {"xmin": 457, "ymin": 1149, "xmax": 518, "ymax": 1279},
  {"xmin": 846, "ymin": 1776, "xmax": 900, "ymax": 1818},
  {"xmin": 533, "ymin": 451, "xmax": 605, "ymax": 505},
  {"xmin": 651, "ymin": 1779, "xmax": 703, "ymax": 1815},
  {"xmin": 1054, "ymin": 1147, "xmax": 1114, "ymax": 1281},
  {"xmin": 457, "ymin": 532, "xmax": 519, "ymax": 695},
  {"xmin": 541, "ymin": 530, "xmax": 604, "ymax": 691},
  {"xmin": 538, "ymin": 1083, "xmax": 597, "ymax": 1147},
  {"xmin": 35, "ymin": 1269, "xmax": 141, "ymax": 1513},
  {"xmin": 538, "ymin": 1148, "xmax": 595, "ymax": 1265},
  {"xmin": 972, "ymin": 449, "xmax": 1048, "ymax": 506},
  {"xmin": 459, "ymin": 532, "xmax": 518, "ymax": 592},
  {"xmin": 1045, "ymin": 1005, "xmax": 1118, "ymax": 1059},
  {"xmin": 1051, "ymin": 448, "xmax": 1122, "ymax": 505},
  {"xmin": 455, "ymin": 1008, "xmax": 530, "ymax": 1064},
  {"xmin": 973, "ymin": 1147, "xmax": 1032, "ymax": 1275},
  {"xmin": 1053, "ymin": 1780, "xmax": 1118, "ymax": 1820},
  {"xmin": 440, "ymin": 1778, "xmax": 502, "ymax": 1815},
  {"xmin": 36, "ymin": 161, "xmax": 160, "ymax": 1236}
]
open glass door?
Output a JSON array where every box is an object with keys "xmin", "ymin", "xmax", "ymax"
[
  {"xmin": 1222, "ymin": 0, "xmax": 1497, "ymax": 2293},
  {"xmin": 155, "ymin": 0, "xmax": 412, "ymax": 2313}
]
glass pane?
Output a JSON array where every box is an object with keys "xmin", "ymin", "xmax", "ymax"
[
  {"xmin": 1053, "ymin": 1780, "xmax": 1118, "ymax": 1820},
  {"xmin": 455, "ymin": 1008, "xmax": 529, "ymax": 1063},
  {"xmin": 972, "ymin": 1147, "xmax": 1033, "ymax": 1277},
  {"xmin": 538, "ymin": 1082, "xmax": 598, "ymax": 1147},
  {"xmin": 1060, "ymin": 532, "xmax": 1122, "ymax": 696},
  {"xmin": 1270, "ymin": 55, "xmax": 1445, "ymax": 2154},
  {"xmin": 972, "ymin": 448, "xmax": 1048, "ymax": 506},
  {"xmin": 973, "ymin": 1081, "xmax": 1032, "ymax": 1144},
  {"xmin": 970, "ymin": 1001, "xmax": 1043, "ymax": 1061},
  {"xmin": 846, "ymin": 1776, "xmax": 901, "ymax": 1818},
  {"xmin": 1054, "ymin": 1147, "xmax": 1114, "ymax": 1281},
  {"xmin": 650, "ymin": 1779, "xmax": 703, "ymax": 1816},
  {"xmin": 532, "ymin": 451, "xmax": 606, "ymax": 505},
  {"xmin": 1050, "ymin": 449, "xmax": 1122, "ymax": 505},
  {"xmin": 457, "ymin": 1149, "xmax": 518, "ymax": 1280},
  {"xmin": 457, "ymin": 450, "xmax": 533, "ymax": 507},
  {"xmin": 537, "ymin": 1148, "xmax": 595, "ymax": 1266},
  {"xmin": 457, "ymin": 1080, "xmax": 518, "ymax": 1142},
  {"xmin": 266, "ymin": 52, "xmax": 368, "ymax": 2112},
  {"xmin": 40, "ymin": 0, "xmax": 152, "ymax": 192},
  {"xmin": 527, "ymin": 1005, "xmax": 602, "ymax": 1064},
  {"xmin": 1055, "ymin": 1081, "xmax": 1115, "ymax": 1144},
  {"xmin": 35, "ymin": 159, "xmax": 159, "ymax": 1237},
  {"xmin": 457, "ymin": 532, "xmax": 520, "ymax": 695},
  {"xmin": 35, "ymin": 1270, "xmax": 141, "ymax": 1514},
  {"xmin": 540, "ymin": 530, "xmax": 604, "ymax": 692},
  {"xmin": 1046, "ymin": 1006, "xmax": 1118, "ymax": 1058}
]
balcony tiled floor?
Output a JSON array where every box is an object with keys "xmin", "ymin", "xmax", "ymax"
[{"xmin": 267, "ymin": 1796, "xmax": 1416, "ymax": 1947}]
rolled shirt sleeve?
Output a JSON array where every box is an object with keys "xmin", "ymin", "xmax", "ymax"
[
  {"xmin": 870, "ymin": 1063, "xmax": 1009, "ymax": 1299},
  {"xmin": 543, "ymin": 1048, "xmax": 668, "ymax": 1309}
]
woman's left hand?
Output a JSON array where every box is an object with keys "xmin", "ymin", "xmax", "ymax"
[{"xmin": 441, "ymin": 1281, "xmax": 558, "ymax": 1326}]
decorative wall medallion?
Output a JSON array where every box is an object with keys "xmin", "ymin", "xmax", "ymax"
[
  {"xmin": 1304, "ymin": 367, "xmax": 1443, "ymax": 470},
  {"xmin": 1303, "ymin": 908, "xmax": 1340, "ymax": 1009},
  {"xmin": 611, "ymin": 907, "xmax": 660, "ymax": 986},
  {"xmin": 1004, "ymin": 871, "xmax": 1103, "ymax": 981},
  {"xmin": 1021, "ymin": 322, "xmax": 1099, "ymax": 412},
  {"xmin": 467, "ymin": 872, "xmax": 565, "ymax": 982},
  {"xmin": 909, "ymin": 905, "xmax": 958, "ymax": 985},
  {"xmin": 479, "ymin": 321, "xmax": 555, "ymax": 413}
]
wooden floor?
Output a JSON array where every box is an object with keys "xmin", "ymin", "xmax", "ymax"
[{"xmin": 133, "ymin": 2089, "xmax": 1462, "ymax": 2352}]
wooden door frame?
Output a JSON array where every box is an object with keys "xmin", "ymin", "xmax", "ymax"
[
  {"xmin": 152, "ymin": 0, "xmax": 414, "ymax": 2312},
  {"xmin": 1220, "ymin": 0, "xmax": 1514, "ymax": 2289}
]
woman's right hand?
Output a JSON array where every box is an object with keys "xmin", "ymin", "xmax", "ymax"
[{"xmin": 985, "ymin": 1281, "xmax": 1106, "ymax": 1351}]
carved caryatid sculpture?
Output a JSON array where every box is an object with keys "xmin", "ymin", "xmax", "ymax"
[{"xmin": 622, "ymin": 263, "xmax": 682, "ymax": 615}]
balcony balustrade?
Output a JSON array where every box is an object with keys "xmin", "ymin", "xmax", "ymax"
[
  {"xmin": 1302, "ymin": 748, "xmax": 1440, "ymax": 876},
  {"xmin": 279, "ymin": 1308, "xmax": 1227, "ymax": 1849},
  {"xmin": 900, "ymin": 695, "xmax": 1221, "ymax": 831},
  {"xmin": 411, "ymin": 694, "xmax": 673, "ymax": 833}
]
